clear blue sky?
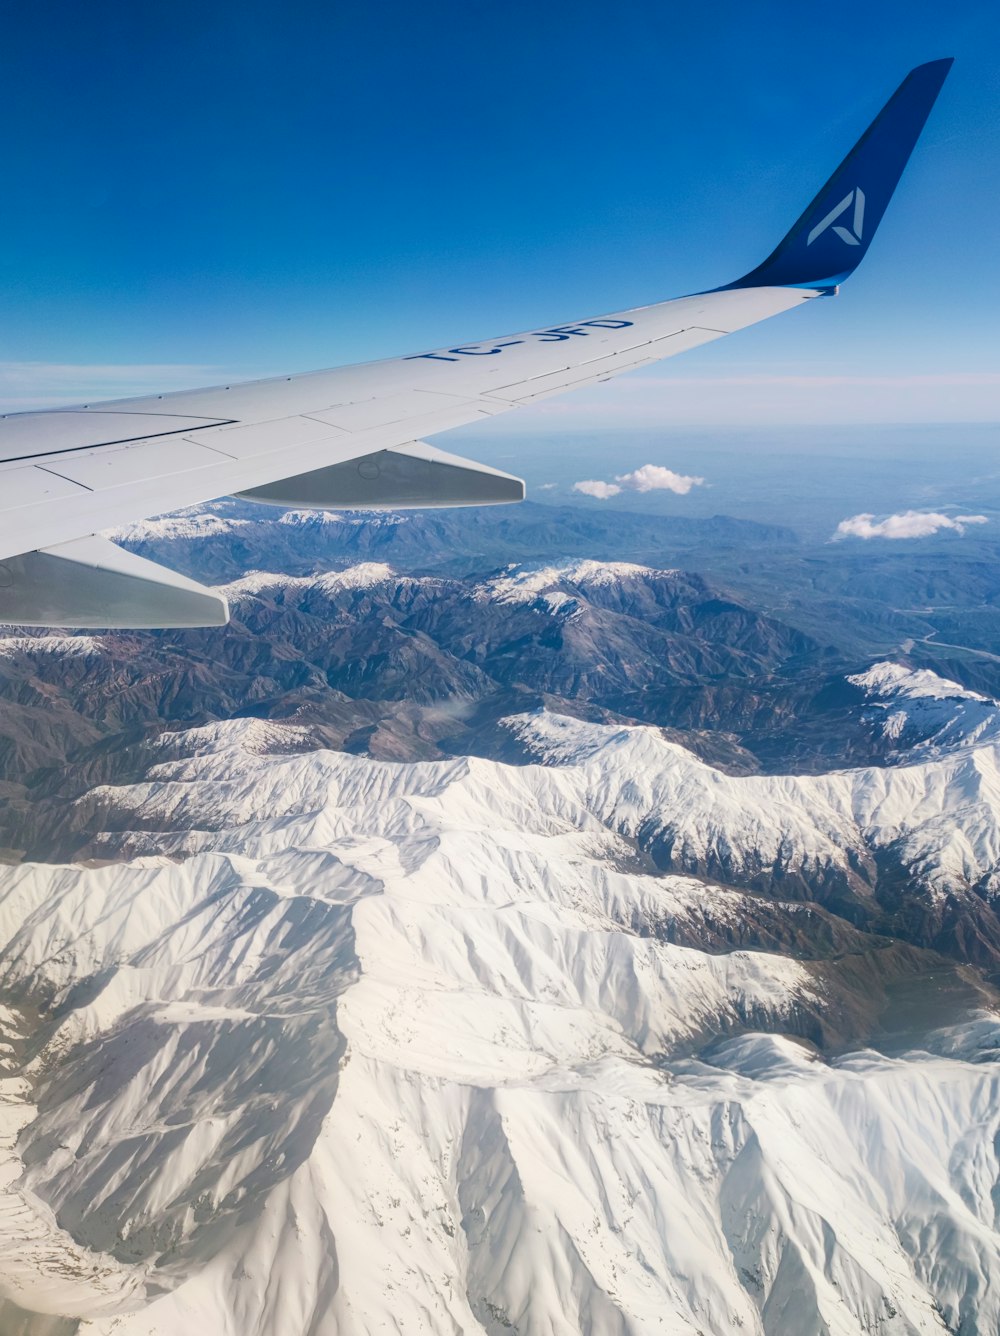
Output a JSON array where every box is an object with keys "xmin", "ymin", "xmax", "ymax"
[{"xmin": 1, "ymin": 1, "xmax": 997, "ymax": 423}]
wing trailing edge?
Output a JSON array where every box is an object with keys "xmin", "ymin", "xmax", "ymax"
[
  {"xmin": 0, "ymin": 536, "xmax": 228, "ymax": 629},
  {"xmin": 237, "ymin": 440, "xmax": 525, "ymax": 509}
]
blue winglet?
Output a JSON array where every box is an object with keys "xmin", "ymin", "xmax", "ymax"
[{"xmin": 725, "ymin": 59, "xmax": 952, "ymax": 291}]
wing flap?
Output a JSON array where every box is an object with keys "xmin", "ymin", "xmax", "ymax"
[
  {"xmin": 237, "ymin": 440, "xmax": 524, "ymax": 509},
  {"xmin": 0, "ymin": 536, "xmax": 227, "ymax": 628}
]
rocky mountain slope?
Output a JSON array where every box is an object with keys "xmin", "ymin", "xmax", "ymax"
[
  {"xmin": 6, "ymin": 500, "xmax": 996, "ymax": 797},
  {"xmin": 2, "ymin": 502, "xmax": 1000, "ymax": 1333},
  {"xmin": 0, "ymin": 542, "xmax": 828, "ymax": 808},
  {"xmin": 2, "ymin": 509, "xmax": 957, "ymax": 801},
  {"xmin": 0, "ymin": 708, "xmax": 999, "ymax": 1332}
]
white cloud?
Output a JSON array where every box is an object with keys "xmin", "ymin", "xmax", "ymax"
[
  {"xmin": 537, "ymin": 482, "xmax": 557, "ymax": 491},
  {"xmin": 834, "ymin": 510, "xmax": 989, "ymax": 541},
  {"xmin": 571, "ymin": 463, "xmax": 705, "ymax": 501},
  {"xmin": 615, "ymin": 464, "xmax": 705, "ymax": 494},
  {"xmin": 572, "ymin": 480, "xmax": 622, "ymax": 500}
]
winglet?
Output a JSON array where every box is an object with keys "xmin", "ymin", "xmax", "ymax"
[{"xmin": 725, "ymin": 58, "xmax": 953, "ymax": 291}]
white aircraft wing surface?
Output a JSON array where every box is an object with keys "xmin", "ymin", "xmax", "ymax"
[{"xmin": 0, "ymin": 59, "xmax": 951, "ymax": 627}]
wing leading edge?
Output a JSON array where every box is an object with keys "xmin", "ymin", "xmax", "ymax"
[{"xmin": 0, "ymin": 60, "xmax": 951, "ymax": 627}]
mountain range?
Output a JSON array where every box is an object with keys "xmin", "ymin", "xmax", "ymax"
[{"xmin": 1, "ymin": 501, "xmax": 1000, "ymax": 1333}]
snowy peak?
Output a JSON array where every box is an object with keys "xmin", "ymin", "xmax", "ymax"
[
  {"xmin": 473, "ymin": 559, "xmax": 680, "ymax": 609},
  {"xmin": 0, "ymin": 634, "xmax": 106, "ymax": 659},
  {"xmin": 146, "ymin": 717, "xmax": 317, "ymax": 763},
  {"xmin": 108, "ymin": 509, "xmax": 253, "ymax": 543},
  {"xmin": 504, "ymin": 708, "xmax": 686, "ymax": 766},
  {"xmin": 220, "ymin": 562, "xmax": 401, "ymax": 602},
  {"xmin": 316, "ymin": 561, "xmax": 397, "ymax": 590},
  {"xmin": 276, "ymin": 508, "xmax": 408, "ymax": 528},
  {"xmin": 849, "ymin": 661, "xmax": 988, "ymax": 704},
  {"xmin": 501, "ymin": 709, "xmax": 1000, "ymax": 906},
  {"xmin": 849, "ymin": 660, "xmax": 1000, "ymax": 757}
]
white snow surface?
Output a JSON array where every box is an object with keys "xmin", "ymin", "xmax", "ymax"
[
  {"xmin": 108, "ymin": 511, "xmax": 253, "ymax": 543},
  {"xmin": 0, "ymin": 635, "xmax": 106, "ymax": 658},
  {"xmin": 849, "ymin": 663, "xmax": 989, "ymax": 704},
  {"xmin": 276, "ymin": 510, "xmax": 408, "ymax": 527},
  {"xmin": 109, "ymin": 505, "xmax": 411, "ymax": 548},
  {"xmin": 849, "ymin": 661, "xmax": 1000, "ymax": 757},
  {"xmin": 474, "ymin": 560, "xmax": 679, "ymax": 606},
  {"xmin": 220, "ymin": 563, "xmax": 400, "ymax": 601},
  {"xmin": 0, "ymin": 715, "xmax": 999, "ymax": 1331}
]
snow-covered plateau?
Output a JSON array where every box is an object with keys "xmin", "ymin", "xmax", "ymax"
[{"xmin": 0, "ymin": 708, "xmax": 999, "ymax": 1333}]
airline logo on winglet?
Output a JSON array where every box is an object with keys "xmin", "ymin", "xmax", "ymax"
[{"xmin": 807, "ymin": 187, "xmax": 866, "ymax": 246}]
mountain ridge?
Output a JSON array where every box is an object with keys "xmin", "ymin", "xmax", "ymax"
[{"xmin": 1, "ymin": 712, "xmax": 999, "ymax": 1332}]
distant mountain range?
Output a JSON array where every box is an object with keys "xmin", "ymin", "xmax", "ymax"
[
  {"xmin": 110, "ymin": 499, "xmax": 800, "ymax": 584},
  {"xmin": 0, "ymin": 503, "xmax": 919, "ymax": 796},
  {"xmin": 0, "ymin": 507, "xmax": 822, "ymax": 801}
]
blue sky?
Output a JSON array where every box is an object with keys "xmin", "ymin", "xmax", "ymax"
[{"xmin": 1, "ymin": 1, "xmax": 997, "ymax": 423}]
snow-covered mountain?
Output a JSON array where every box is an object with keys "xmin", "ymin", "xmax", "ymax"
[
  {"xmin": 109, "ymin": 499, "xmax": 797, "ymax": 585},
  {"xmin": 1, "ymin": 711, "xmax": 1000, "ymax": 1333},
  {"xmin": 0, "ymin": 553, "xmax": 822, "ymax": 798},
  {"xmin": 848, "ymin": 661, "xmax": 1000, "ymax": 757},
  {"xmin": 4, "ymin": 507, "xmax": 1000, "ymax": 1334}
]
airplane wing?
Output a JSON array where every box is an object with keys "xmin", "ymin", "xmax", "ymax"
[{"xmin": 0, "ymin": 59, "xmax": 951, "ymax": 628}]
